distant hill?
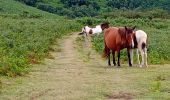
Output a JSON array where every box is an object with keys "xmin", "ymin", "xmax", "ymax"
[
  {"xmin": 15, "ymin": 0, "xmax": 170, "ymax": 18},
  {"xmin": 0, "ymin": 0, "xmax": 60, "ymax": 18}
]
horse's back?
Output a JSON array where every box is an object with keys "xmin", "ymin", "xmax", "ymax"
[
  {"xmin": 104, "ymin": 27, "xmax": 119, "ymax": 35},
  {"xmin": 92, "ymin": 25, "xmax": 102, "ymax": 34},
  {"xmin": 104, "ymin": 27, "xmax": 120, "ymax": 50},
  {"xmin": 135, "ymin": 30, "xmax": 147, "ymax": 43},
  {"xmin": 136, "ymin": 30, "xmax": 147, "ymax": 37}
]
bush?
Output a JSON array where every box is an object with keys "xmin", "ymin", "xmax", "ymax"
[
  {"xmin": 100, "ymin": 8, "xmax": 170, "ymax": 19},
  {"xmin": 16, "ymin": 0, "xmax": 38, "ymax": 6},
  {"xmin": 76, "ymin": 17, "xmax": 104, "ymax": 26},
  {"xmin": 36, "ymin": 3, "xmax": 56, "ymax": 13}
]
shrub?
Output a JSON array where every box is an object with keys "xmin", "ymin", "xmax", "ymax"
[{"xmin": 36, "ymin": 3, "xmax": 56, "ymax": 13}]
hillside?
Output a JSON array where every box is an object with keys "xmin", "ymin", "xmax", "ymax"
[
  {"xmin": 0, "ymin": 0, "xmax": 81, "ymax": 76},
  {"xmin": 16, "ymin": 0, "xmax": 170, "ymax": 18},
  {"xmin": 0, "ymin": 0, "xmax": 170, "ymax": 99},
  {"xmin": 0, "ymin": 0, "xmax": 60, "ymax": 18}
]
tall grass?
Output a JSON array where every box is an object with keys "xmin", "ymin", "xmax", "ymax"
[
  {"xmin": 0, "ymin": 0, "xmax": 82, "ymax": 76},
  {"xmin": 0, "ymin": 15, "xmax": 81, "ymax": 76},
  {"xmin": 0, "ymin": 0, "xmax": 59, "ymax": 19}
]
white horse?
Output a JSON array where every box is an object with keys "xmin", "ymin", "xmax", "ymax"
[
  {"xmin": 79, "ymin": 23, "xmax": 109, "ymax": 36},
  {"xmin": 131, "ymin": 30, "xmax": 148, "ymax": 67}
]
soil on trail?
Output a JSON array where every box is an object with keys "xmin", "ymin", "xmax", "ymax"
[{"xmin": 0, "ymin": 33, "xmax": 108, "ymax": 100}]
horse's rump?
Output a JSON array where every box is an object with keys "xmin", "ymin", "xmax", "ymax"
[{"xmin": 104, "ymin": 27, "xmax": 125, "ymax": 50}]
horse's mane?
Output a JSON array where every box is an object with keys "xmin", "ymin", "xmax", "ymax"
[
  {"xmin": 118, "ymin": 27, "xmax": 126, "ymax": 35},
  {"xmin": 118, "ymin": 27, "xmax": 127, "ymax": 45}
]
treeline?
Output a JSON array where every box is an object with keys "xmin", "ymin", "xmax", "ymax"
[{"xmin": 16, "ymin": 0, "xmax": 170, "ymax": 18}]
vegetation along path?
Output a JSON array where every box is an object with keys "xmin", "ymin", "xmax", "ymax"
[{"xmin": 0, "ymin": 33, "xmax": 170, "ymax": 100}]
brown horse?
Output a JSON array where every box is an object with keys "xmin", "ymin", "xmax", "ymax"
[{"xmin": 103, "ymin": 26, "xmax": 135, "ymax": 67}]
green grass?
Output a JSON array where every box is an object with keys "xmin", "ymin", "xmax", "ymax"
[
  {"xmin": 0, "ymin": 33, "xmax": 169, "ymax": 100},
  {"xmin": 0, "ymin": 0, "xmax": 60, "ymax": 18},
  {"xmin": 0, "ymin": 0, "xmax": 82, "ymax": 76},
  {"xmin": 75, "ymin": 36, "xmax": 170, "ymax": 100},
  {"xmin": 78, "ymin": 17, "xmax": 170, "ymax": 64}
]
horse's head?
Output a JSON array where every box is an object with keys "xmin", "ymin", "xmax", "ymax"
[
  {"xmin": 125, "ymin": 26, "xmax": 136, "ymax": 48},
  {"xmin": 101, "ymin": 22, "xmax": 109, "ymax": 30}
]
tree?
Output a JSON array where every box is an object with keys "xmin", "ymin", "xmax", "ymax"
[{"xmin": 16, "ymin": 0, "xmax": 38, "ymax": 6}]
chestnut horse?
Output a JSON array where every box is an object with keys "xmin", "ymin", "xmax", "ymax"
[{"xmin": 103, "ymin": 26, "xmax": 135, "ymax": 67}]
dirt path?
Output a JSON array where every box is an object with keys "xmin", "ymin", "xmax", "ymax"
[
  {"xmin": 0, "ymin": 33, "xmax": 107, "ymax": 100},
  {"xmin": 1, "ymin": 33, "xmax": 170, "ymax": 100}
]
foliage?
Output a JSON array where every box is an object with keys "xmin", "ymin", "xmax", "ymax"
[
  {"xmin": 106, "ymin": 0, "xmax": 155, "ymax": 9},
  {"xmin": 16, "ymin": 0, "xmax": 38, "ymax": 6},
  {"xmin": 36, "ymin": 2, "xmax": 56, "ymax": 13},
  {"xmin": 14, "ymin": 0, "xmax": 170, "ymax": 18},
  {"xmin": 100, "ymin": 8, "xmax": 170, "ymax": 19}
]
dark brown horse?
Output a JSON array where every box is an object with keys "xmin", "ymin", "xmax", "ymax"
[{"xmin": 103, "ymin": 26, "xmax": 135, "ymax": 67}]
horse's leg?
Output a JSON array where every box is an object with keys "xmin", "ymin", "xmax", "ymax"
[
  {"xmin": 137, "ymin": 49, "xmax": 141, "ymax": 67},
  {"xmin": 130, "ymin": 49, "xmax": 134, "ymax": 66},
  {"xmin": 108, "ymin": 51, "xmax": 111, "ymax": 66},
  {"xmin": 127, "ymin": 49, "xmax": 132, "ymax": 67},
  {"xmin": 144, "ymin": 48, "xmax": 148, "ymax": 68},
  {"xmin": 112, "ymin": 50, "xmax": 116, "ymax": 66},
  {"xmin": 104, "ymin": 44, "xmax": 111, "ymax": 66},
  {"xmin": 141, "ymin": 50, "xmax": 144, "ymax": 67},
  {"xmin": 117, "ymin": 51, "xmax": 121, "ymax": 67}
]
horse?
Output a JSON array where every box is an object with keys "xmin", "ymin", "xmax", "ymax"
[
  {"xmin": 103, "ymin": 26, "xmax": 136, "ymax": 67},
  {"xmin": 79, "ymin": 22, "xmax": 109, "ymax": 36},
  {"xmin": 132, "ymin": 30, "xmax": 148, "ymax": 67}
]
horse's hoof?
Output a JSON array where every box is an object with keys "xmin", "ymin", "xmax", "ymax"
[
  {"xmin": 116, "ymin": 65, "xmax": 121, "ymax": 68},
  {"xmin": 117, "ymin": 66, "xmax": 121, "ymax": 68},
  {"xmin": 108, "ymin": 64, "xmax": 111, "ymax": 67}
]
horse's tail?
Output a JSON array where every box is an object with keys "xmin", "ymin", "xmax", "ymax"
[
  {"xmin": 102, "ymin": 44, "xmax": 109, "ymax": 58},
  {"xmin": 78, "ymin": 32, "xmax": 84, "ymax": 35},
  {"xmin": 102, "ymin": 51, "xmax": 108, "ymax": 58}
]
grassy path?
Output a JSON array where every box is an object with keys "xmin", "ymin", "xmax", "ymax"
[{"xmin": 0, "ymin": 33, "xmax": 170, "ymax": 100}]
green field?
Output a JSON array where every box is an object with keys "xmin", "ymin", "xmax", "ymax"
[
  {"xmin": 0, "ymin": 0, "xmax": 169, "ymax": 77},
  {"xmin": 0, "ymin": 0, "xmax": 170, "ymax": 99},
  {"xmin": 0, "ymin": 0, "xmax": 81, "ymax": 76}
]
